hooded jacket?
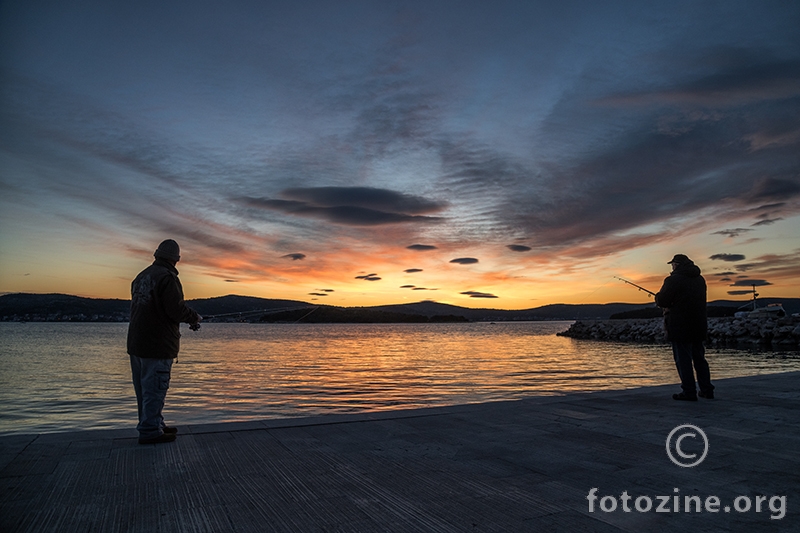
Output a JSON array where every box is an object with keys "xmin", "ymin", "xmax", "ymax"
[
  {"xmin": 127, "ymin": 258, "xmax": 199, "ymax": 359},
  {"xmin": 655, "ymin": 262, "xmax": 707, "ymax": 343}
]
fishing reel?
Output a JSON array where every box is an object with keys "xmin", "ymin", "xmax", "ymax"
[{"xmin": 189, "ymin": 322, "xmax": 201, "ymax": 331}]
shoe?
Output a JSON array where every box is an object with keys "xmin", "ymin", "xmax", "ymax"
[
  {"xmin": 698, "ymin": 390, "xmax": 714, "ymax": 399},
  {"xmin": 162, "ymin": 426, "xmax": 178, "ymax": 434},
  {"xmin": 672, "ymin": 392, "xmax": 698, "ymax": 401},
  {"xmin": 138, "ymin": 433, "xmax": 177, "ymax": 445}
]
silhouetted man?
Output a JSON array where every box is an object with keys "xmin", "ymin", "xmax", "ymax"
[
  {"xmin": 127, "ymin": 239, "xmax": 201, "ymax": 444},
  {"xmin": 655, "ymin": 254, "xmax": 714, "ymax": 401}
]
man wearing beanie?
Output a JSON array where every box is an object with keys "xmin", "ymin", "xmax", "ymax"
[
  {"xmin": 655, "ymin": 254, "xmax": 714, "ymax": 401},
  {"xmin": 127, "ymin": 239, "xmax": 201, "ymax": 444}
]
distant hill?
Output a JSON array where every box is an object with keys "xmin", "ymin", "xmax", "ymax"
[
  {"xmin": 0, "ymin": 293, "xmax": 129, "ymax": 321},
  {"xmin": 2, "ymin": 293, "xmax": 799, "ymax": 322},
  {"xmin": 609, "ymin": 298, "xmax": 800, "ymax": 319},
  {"xmin": 189, "ymin": 295, "xmax": 311, "ymax": 317},
  {"xmin": 370, "ymin": 301, "xmax": 662, "ymax": 321}
]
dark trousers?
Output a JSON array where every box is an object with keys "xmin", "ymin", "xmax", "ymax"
[{"xmin": 671, "ymin": 342, "xmax": 713, "ymax": 396}]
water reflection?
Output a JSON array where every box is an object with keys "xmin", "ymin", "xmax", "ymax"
[{"xmin": 1, "ymin": 322, "xmax": 799, "ymax": 434}]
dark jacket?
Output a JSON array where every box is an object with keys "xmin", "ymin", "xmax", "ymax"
[
  {"xmin": 655, "ymin": 262, "xmax": 707, "ymax": 343},
  {"xmin": 127, "ymin": 259, "xmax": 199, "ymax": 359}
]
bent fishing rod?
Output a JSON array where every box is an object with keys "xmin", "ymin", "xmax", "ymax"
[{"xmin": 614, "ymin": 276, "xmax": 656, "ymax": 297}]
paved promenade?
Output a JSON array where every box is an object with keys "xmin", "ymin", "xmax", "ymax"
[{"xmin": 2, "ymin": 371, "xmax": 798, "ymax": 532}]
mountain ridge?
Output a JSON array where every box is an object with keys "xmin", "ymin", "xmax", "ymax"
[{"xmin": 2, "ymin": 292, "xmax": 798, "ymax": 322}]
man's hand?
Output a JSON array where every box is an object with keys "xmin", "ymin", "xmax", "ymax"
[{"xmin": 189, "ymin": 315, "xmax": 203, "ymax": 331}]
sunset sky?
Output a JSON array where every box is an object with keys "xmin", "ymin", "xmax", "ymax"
[{"xmin": 1, "ymin": 1, "xmax": 799, "ymax": 309}]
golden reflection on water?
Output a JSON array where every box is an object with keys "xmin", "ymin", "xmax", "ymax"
[{"xmin": 1, "ymin": 322, "xmax": 799, "ymax": 434}]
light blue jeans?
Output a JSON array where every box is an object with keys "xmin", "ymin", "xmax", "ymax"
[{"xmin": 130, "ymin": 355, "xmax": 173, "ymax": 438}]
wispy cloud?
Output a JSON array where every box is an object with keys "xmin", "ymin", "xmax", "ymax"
[
  {"xmin": 487, "ymin": 50, "xmax": 800, "ymax": 252},
  {"xmin": 752, "ymin": 218, "xmax": 782, "ymax": 226},
  {"xmin": 597, "ymin": 59, "xmax": 800, "ymax": 108},
  {"xmin": 712, "ymin": 228, "xmax": 753, "ymax": 238}
]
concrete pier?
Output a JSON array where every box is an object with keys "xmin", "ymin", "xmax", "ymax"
[{"xmin": 2, "ymin": 372, "xmax": 798, "ymax": 532}]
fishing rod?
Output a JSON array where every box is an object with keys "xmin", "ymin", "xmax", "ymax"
[
  {"xmin": 614, "ymin": 276, "xmax": 656, "ymax": 297},
  {"xmin": 190, "ymin": 305, "xmax": 320, "ymax": 330},
  {"xmin": 202, "ymin": 306, "xmax": 314, "ymax": 319}
]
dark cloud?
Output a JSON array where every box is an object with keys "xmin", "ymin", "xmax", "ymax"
[
  {"xmin": 224, "ymin": 279, "xmax": 238, "ymax": 283},
  {"xmin": 355, "ymin": 273, "xmax": 381, "ymax": 281},
  {"xmin": 282, "ymin": 253, "xmax": 306, "ymax": 260},
  {"xmin": 722, "ymin": 251, "xmax": 800, "ymax": 282},
  {"xmin": 450, "ymin": 257, "xmax": 478, "ymax": 265},
  {"xmin": 730, "ymin": 279, "xmax": 772, "ymax": 287},
  {"xmin": 751, "ymin": 218, "xmax": 782, "ymax": 226},
  {"xmin": 400, "ymin": 285, "xmax": 415, "ymax": 288},
  {"xmin": 238, "ymin": 187, "xmax": 446, "ymax": 227},
  {"xmin": 746, "ymin": 179, "xmax": 800, "ymax": 202},
  {"xmin": 752, "ymin": 202, "xmax": 786, "ymax": 211},
  {"xmin": 316, "ymin": 289, "xmax": 334, "ymax": 292},
  {"xmin": 283, "ymin": 187, "xmax": 445, "ymax": 214},
  {"xmin": 728, "ymin": 290, "xmax": 756, "ymax": 295},
  {"xmin": 404, "ymin": 268, "xmax": 423, "ymax": 273},
  {"xmin": 507, "ymin": 245, "xmax": 532, "ymax": 252},
  {"xmin": 495, "ymin": 52, "xmax": 800, "ymax": 250},
  {"xmin": 711, "ymin": 272, "xmax": 736, "ymax": 276},
  {"xmin": 308, "ymin": 292, "xmax": 328, "ymax": 296},
  {"xmin": 407, "ymin": 244, "xmax": 438, "ymax": 251},
  {"xmin": 709, "ymin": 253, "xmax": 746, "ymax": 262},
  {"xmin": 598, "ymin": 59, "xmax": 800, "ymax": 108},
  {"xmin": 461, "ymin": 291, "xmax": 498, "ymax": 298},
  {"xmin": 712, "ymin": 228, "xmax": 753, "ymax": 238},
  {"xmin": 413, "ymin": 287, "xmax": 437, "ymax": 291},
  {"xmin": 719, "ymin": 278, "xmax": 732, "ymax": 282},
  {"xmin": 240, "ymin": 195, "xmax": 445, "ymax": 226}
]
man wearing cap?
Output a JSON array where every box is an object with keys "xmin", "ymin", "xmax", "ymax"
[
  {"xmin": 655, "ymin": 254, "xmax": 714, "ymax": 401},
  {"xmin": 127, "ymin": 239, "xmax": 201, "ymax": 444}
]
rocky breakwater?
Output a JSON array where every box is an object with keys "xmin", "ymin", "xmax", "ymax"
[{"xmin": 558, "ymin": 315, "xmax": 800, "ymax": 349}]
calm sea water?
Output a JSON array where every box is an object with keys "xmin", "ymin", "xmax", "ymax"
[{"xmin": 1, "ymin": 321, "xmax": 799, "ymax": 435}]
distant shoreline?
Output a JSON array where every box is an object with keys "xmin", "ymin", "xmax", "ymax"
[{"xmin": 2, "ymin": 292, "xmax": 799, "ymax": 323}]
